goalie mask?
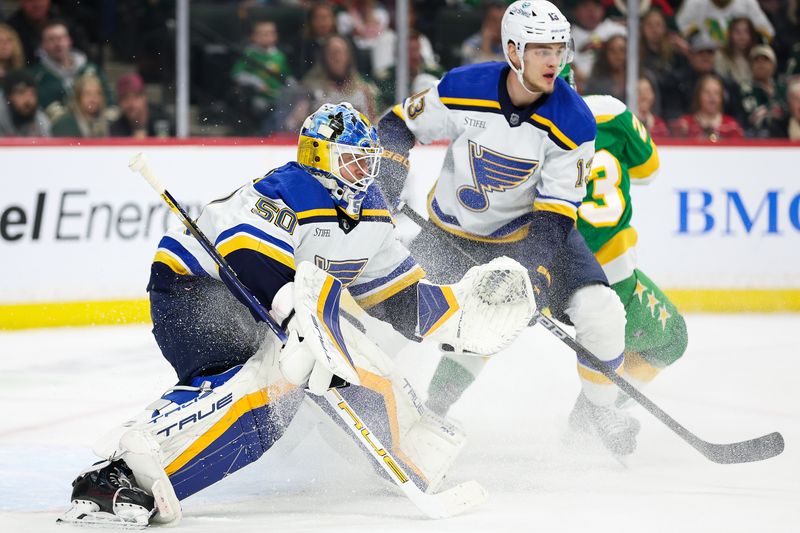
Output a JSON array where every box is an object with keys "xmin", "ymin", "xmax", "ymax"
[
  {"xmin": 297, "ymin": 102, "xmax": 383, "ymax": 218},
  {"xmin": 502, "ymin": 1, "xmax": 575, "ymax": 91}
]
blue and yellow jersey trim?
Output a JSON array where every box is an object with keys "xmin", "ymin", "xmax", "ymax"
[
  {"xmin": 350, "ymin": 256, "xmax": 426, "ymax": 309},
  {"xmin": 294, "ymin": 185, "xmax": 393, "ymax": 224},
  {"xmin": 437, "ymin": 63, "xmax": 504, "ymax": 97},
  {"xmin": 529, "ymin": 113, "xmax": 579, "ymax": 150},
  {"xmin": 153, "ymin": 250, "xmax": 190, "ymax": 276},
  {"xmin": 440, "ymin": 96, "xmax": 502, "ymax": 113},
  {"xmin": 528, "ymin": 78, "xmax": 596, "ymax": 151},
  {"xmin": 361, "ymin": 208, "xmax": 394, "ymax": 223},
  {"xmin": 253, "ymin": 162, "xmax": 334, "ymax": 215},
  {"xmin": 436, "ymin": 65, "xmax": 594, "ymax": 150},
  {"xmin": 533, "ymin": 194, "xmax": 580, "ymax": 221},
  {"xmin": 297, "ymin": 207, "xmax": 338, "ymax": 225},
  {"xmin": 392, "ymin": 103, "xmax": 405, "ymax": 120},
  {"xmin": 215, "ymin": 223, "xmax": 296, "ymax": 271},
  {"xmin": 437, "ymin": 62, "xmax": 504, "ymax": 113},
  {"xmin": 427, "ymin": 189, "xmax": 532, "ymax": 243},
  {"xmin": 296, "ymin": 207, "xmax": 392, "ymax": 226},
  {"xmin": 153, "ymin": 236, "xmax": 207, "ymax": 276},
  {"xmin": 577, "ymin": 352, "xmax": 624, "ymax": 385}
]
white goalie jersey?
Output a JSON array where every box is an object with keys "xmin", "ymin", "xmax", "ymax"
[
  {"xmin": 149, "ymin": 162, "xmax": 425, "ymax": 311},
  {"xmin": 393, "ymin": 62, "xmax": 596, "ymax": 242}
]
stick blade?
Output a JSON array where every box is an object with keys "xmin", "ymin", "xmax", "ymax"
[
  {"xmin": 416, "ymin": 480, "xmax": 488, "ymax": 519},
  {"xmin": 701, "ymin": 431, "xmax": 784, "ymax": 464}
]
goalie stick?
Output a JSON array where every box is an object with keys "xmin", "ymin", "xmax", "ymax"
[
  {"xmin": 129, "ymin": 154, "xmax": 487, "ymax": 519},
  {"xmin": 398, "ymin": 202, "xmax": 784, "ymax": 464}
]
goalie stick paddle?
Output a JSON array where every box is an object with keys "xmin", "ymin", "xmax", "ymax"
[
  {"xmin": 398, "ymin": 203, "xmax": 784, "ymax": 464},
  {"xmin": 129, "ymin": 154, "xmax": 487, "ymax": 518}
]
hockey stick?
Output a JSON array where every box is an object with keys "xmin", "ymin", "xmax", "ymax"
[
  {"xmin": 129, "ymin": 154, "xmax": 486, "ymax": 518},
  {"xmin": 398, "ymin": 202, "xmax": 784, "ymax": 464}
]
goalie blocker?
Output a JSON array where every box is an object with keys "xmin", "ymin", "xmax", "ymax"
[{"xmin": 61, "ymin": 260, "xmax": 530, "ymax": 527}]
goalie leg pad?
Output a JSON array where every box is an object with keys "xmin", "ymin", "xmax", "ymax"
[
  {"xmin": 278, "ymin": 261, "xmax": 361, "ymax": 395},
  {"xmin": 309, "ymin": 368, "xmax": 433, "ymax": 490},
  {"xmin": 402, "ymin": 408, "xmax": 467, "ymax": 494},
  {"xmin": 307, "ymin": 319, "xmax": 466, "ymax": 493},
  {"xmin": 91, "ymin": 341, "xmax": 304, "ymax": 511},
  {"xmin": 565, "ymin": 283, "xmax": 626, "ymax": 406}
]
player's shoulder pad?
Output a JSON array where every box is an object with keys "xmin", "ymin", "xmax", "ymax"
[
  {"xmin": 359, "ymin": 185, "xmax": 395, "ymax": 224},
  {"xmin": 253, "ymin": 162, "xmax": 332, "ymax": 213},
  {"xmin": 436, "ymin": 62, "xmax": 505, "ymax": 111},
  {"xmin": 531, "ymin": 78, "xmax": 596, "ymax": 150},
  {"xmin": 582, "ymin": 94, "xmax": 627, "ymax": 123}
]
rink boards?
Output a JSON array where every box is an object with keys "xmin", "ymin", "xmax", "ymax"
[{"xmin": 1, "ymin": 139, "xmax": 798, "ymax": 328}]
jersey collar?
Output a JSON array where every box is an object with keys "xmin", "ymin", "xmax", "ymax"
[{"xmin": 497, "ymin": 65, "xmax": 552, "ymax": 128}]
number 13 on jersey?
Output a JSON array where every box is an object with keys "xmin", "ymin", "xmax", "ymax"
[{"xmin": 577, "ymin": 150, "xmax": 625, "ymax": 227}]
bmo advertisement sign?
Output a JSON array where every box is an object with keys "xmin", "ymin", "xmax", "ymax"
[{"xmin": 1, "ymin": 141, "xmax": 798, "ymax": 322}]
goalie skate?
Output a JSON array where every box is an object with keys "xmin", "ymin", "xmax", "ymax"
[
  {"xmin": 569, "ymin": 391, "xmax": 641, "ymax": 456},
  {"xmin": 57, "ymin": 460, "xmax": 155, "ymax": 530}
]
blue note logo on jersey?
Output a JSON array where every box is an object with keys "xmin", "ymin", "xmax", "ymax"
[
  {"xmin": 314, "ymin": 256, "xmax": 368, "ymax": 287},
  {"xmin": 457, "ymin": 141, "xmax": 539, "ymax": 212}
]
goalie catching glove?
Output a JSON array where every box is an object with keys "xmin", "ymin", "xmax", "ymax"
[
  {"xmin": 277, "ymin": 262, "xmax": 361, "ymax": 395},
  {"xmin": 416, "ymin": 256, "xmax": 536, "ymax": 355}
]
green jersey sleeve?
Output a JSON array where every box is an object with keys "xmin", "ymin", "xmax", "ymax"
[
  {"xmin": 578, "ymin": 95, "xmax": 660, "ymax": 284},
  {"xmin": 591, "ymin": 95, "xmax": 660, "ymax": 182}
]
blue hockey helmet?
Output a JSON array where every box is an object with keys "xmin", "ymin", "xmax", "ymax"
[{"xmin": 297, "ymin": 102, "xmax": 383, "ymax": 218}]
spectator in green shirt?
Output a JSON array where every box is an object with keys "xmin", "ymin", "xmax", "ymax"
[
  {"xmin": 28, "ymin": 19, "xmax": 113, "ymax": 120},
  {"xmin": 231, "ymin": 19, "xmax": 292, "ymax": 135}
]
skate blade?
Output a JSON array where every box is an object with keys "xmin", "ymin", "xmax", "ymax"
[
  {"xmin": 57, "ymin": 514, "xmax": 148, "ymax": 530},
  {"xmin": 57, "ymin": 501, "xmax": 150, "ymax": 530}
]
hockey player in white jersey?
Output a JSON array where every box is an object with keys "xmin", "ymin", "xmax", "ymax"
[
  {"xmin": 376, "ymin": 1, "xmax": 638, "ymax": 456},
  {"xmin": 59, "ymin": 102, "xmax": 536, "ymax": 528}
]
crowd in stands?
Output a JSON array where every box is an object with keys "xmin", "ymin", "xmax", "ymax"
[{"xmin": 1, "ymin": 0, "xmax": 799, "ymax": 141}]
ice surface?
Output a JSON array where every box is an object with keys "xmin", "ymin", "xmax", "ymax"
[{"xmin": 1, "ymin": 314, "xmax": 798, "ymax": 532}]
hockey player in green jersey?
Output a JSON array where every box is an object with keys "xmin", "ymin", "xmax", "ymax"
[{"xmin": 576, "ymin": 83, "xmax": 688, "ymax": 408}]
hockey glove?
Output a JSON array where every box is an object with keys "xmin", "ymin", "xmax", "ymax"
[{"xmin": 417, "ymin": 256, "xmax": 536, "ymax": 355}]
